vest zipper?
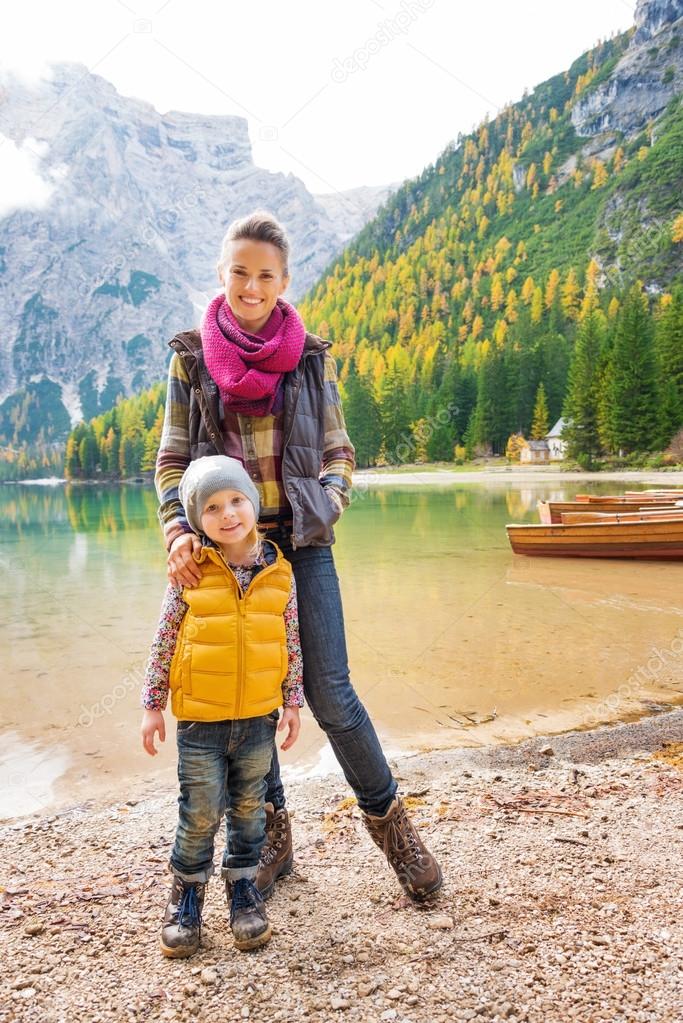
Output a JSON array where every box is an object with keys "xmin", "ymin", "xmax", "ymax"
[
  {"xmin": 211, "ymin": 549, "xmax": 245, "ymax": 716},
  {"xmin": 236, "ymin": 599, "xmax": 245, "ymax": 718},
  {"xmin": 212, "ymin": 548, "xmax": 281, "ymax": 718}
]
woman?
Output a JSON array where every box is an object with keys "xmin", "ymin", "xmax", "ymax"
[{"xmin": 155, "ymin": 210, "xmax": 442, "ymax": 902}]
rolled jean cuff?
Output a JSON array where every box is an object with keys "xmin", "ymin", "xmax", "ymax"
[
  {"xmin": 221, "ymin": 865, "xmax": 258, "ymax": 882},
  {"xmin": 169, "ymin": 859, "xmax": 215, "ymax": 885}
]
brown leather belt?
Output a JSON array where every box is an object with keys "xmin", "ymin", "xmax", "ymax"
[{"xmin": 259, "ymin": 517, "xmax": 293, "ymax": 533}]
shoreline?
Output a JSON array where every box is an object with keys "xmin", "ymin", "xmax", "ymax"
[
  {"xmin": 2, "ymin": 709, "xmax": 682, "ymax": 1022},
  {"xmin": 9, "ymin": 466, "xmax": 683, "ymax": 488},
  {"xmin": 354, "ymin": 466, "xmax": 683, "ymax": 486}
]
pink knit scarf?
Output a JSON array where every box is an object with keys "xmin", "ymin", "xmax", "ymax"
[{"xmin": 201, "ymin": 293, "xmax": 307, "ymax": 416}]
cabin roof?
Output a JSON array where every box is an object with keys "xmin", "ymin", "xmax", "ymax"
[{"xmin": 546, "ymin": 417, "xmax": 567, "ymax": 439}]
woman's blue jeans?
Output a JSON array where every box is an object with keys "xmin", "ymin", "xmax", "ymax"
[
  {"xmin": 169, "ymin": 713, "xmax": 278, "ymax": 884},
  {"xmin": 266, "ymin": 542, "xmax": 397, "ymax": 817}
]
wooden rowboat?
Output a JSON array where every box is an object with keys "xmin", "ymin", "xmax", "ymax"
[
  {"xmin": 573, "ymin": 492, "xmax": 683, "ymax": 502},
  {"xmin": 506, "ymin": 517, "xmax": 683, "ymax": 559},
  {"xmin": 538, "ymin": 498, "xmax": 682, "ymax": 524},
  {"xmin": 561, "ymin": 509, "xmax": 683, "ymax": 525}
]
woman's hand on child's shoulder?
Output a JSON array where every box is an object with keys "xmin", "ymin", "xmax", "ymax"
[
  {"xmin": 278, "ymin": 707, "xmax": 301, "ymax": 752},
  {"xmin": 168, "ymin": 533, "xmax": 203, "ymax": 588},
  {"xmin": 141, "ymin": 709, "xmax": 166, "ymax": 756}
]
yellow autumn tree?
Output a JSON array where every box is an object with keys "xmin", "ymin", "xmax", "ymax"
[
  {"xmin": 561, "ymin": 268, "xmax": 581, "ymax": 320},
  {"xmin": 471, "ymin": 314, "xmax": 485, "ymax": 341},
  {"xmin": 672, "ymin": 214, "xmax": 683, "ymax": 244},
  {"xmin": 591, "ymin": 160, "xmax": 608, "ymax": 189},
  {"xmin": 490, "ymin": 274, "xmax": 505, "ymax": 311},
  {"xmin": 493, "ymin": 318, "xmax": 508, "ymax": 346},
  {"xmin": 545, "ymin": 268, "xmax": 560, "ymax": 309},
  {"xmin": 585, "ymin": 259, "xmax": 601, "ymax": 290},
  {"xmin": 521, "ymin": 275, "xmax": 536, "ymax": 305}
]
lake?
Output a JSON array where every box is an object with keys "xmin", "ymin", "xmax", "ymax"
[{"xmin": 2, "ymin": 478, "xmax": 682, "ymax": 819}]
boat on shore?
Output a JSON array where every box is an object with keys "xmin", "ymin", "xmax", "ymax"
[
  {"xmin": 538, "ymin": 498, "xmax": 682, "ymax": 524},
  {"xmin": 506, "ymin": 517, "xmax": 683, "ymax": 559},
  {"xmin": 560, "ymin": 508, "xmax": 683, "ymax": 525}
]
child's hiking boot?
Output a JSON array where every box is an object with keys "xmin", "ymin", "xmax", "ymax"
[
  {"xmin": 226, "ymin": 877, "xmax": 272, "ymax": 950},
  {"xmin": 160, "ymin": 876, "xmax": 206, "ymax": 958},
  {"xmin": 362, "ymin": 796, "xmax": 443, "ymax": 901},
  {"xmin": 254, "ymin": 802, "xmax": 293, "ymax": 900}
]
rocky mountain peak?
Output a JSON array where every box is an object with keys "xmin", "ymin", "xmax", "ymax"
[
  {"xmin": 634, "ymin": 0, "xmax": 683, "ymax": 44},
  {"xmin": 571, "ymin": 1, "xmax": 682, "ymax": 140},
  {"xmin": 0, "ymin": 64, "xmax": 394, "ymax": 437}
]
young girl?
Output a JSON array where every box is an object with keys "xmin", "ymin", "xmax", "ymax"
[{"xmin": 140, "ymin": 455, "xmax": 303, "ymax": 957}]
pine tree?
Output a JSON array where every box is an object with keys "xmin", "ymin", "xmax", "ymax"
[
  {"xmin": 344, "ymin": 361, "xmax": 382, "ymax": 468},
  {"xmin": 78, "ymin": 427, "xmax": 99, "ymax": 475},
  {"xmin": 471, "ymin": 351, "xmax": 510, "ymax": 454},
  {"xmin": 425, "ymin": 357, "xmax": 460, "ymax": 461},
  {"xmin": 530, "ymin": 383, "xmax": 549, "ymax": 439},
  {"xmin": 563, "ymin": 308, "xmax": 605, "ymax": 464},
  {"xmin": 605, "ymin": 286, "xmax": 660, "ymax": 454},
  {"xmin": 654, "ymin": 287, "xmax": 683, "ymax": 445},
  {"xmin": 141, "ymin": 407, "xmax": 164, "ymax": 472},
  {"xmin": 378, "ymin": 368, "xmax": 411, "ymax": 462},
  {"xmin": 64, "ymin": 434, "xmax": 81, "ymax": 479}
]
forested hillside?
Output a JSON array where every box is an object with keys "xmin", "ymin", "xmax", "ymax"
[
  {"xmin": 59, "ymin": 20, "xmax": 683, "ymax": 480},
  {"xmin": 297, "ymin": 29, "xmax": 683, "ymax": 466}
]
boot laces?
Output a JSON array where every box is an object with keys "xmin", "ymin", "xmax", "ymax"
[
  {"xmin": 384, "ymin": 805, "xmax": 423, "ymax": 865},
  {"xmin": 231, "ymin": 878, "xmax": 262, "ymax": 915},
  {"xmin": 259, "ymin": 815, "xmax": 285, "ymax": 865},
  {"xmin": 177, "ymin": 883, "xmax": 201, "ymax": 928}
]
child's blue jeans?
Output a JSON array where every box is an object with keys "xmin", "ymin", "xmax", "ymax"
[{"xmin": 169, "ymin": 712, "xmax": 278, "ymax": 884}]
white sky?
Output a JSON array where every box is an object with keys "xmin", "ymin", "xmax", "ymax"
[{"xmin": 1, "ymin": 0, "xmax": 637, "ymax": 199}]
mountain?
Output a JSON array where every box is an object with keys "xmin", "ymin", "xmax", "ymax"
[
  {"xmin": 315, "ymin": 183, "xmax": 400, "ymax": 245},
  {"xmin": 294, "ymin": 0, "xmax": 683, "ymax": 462},
  {"xmin": 0, "ymin": 63, "xmax": 390, "ymax": 443}
]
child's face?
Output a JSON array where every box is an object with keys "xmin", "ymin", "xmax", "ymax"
[{"xmin": 200, "ymin": 488, "xmax": 256, "ymax": 549}]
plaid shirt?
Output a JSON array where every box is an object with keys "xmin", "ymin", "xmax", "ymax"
[{"xmin": 156, "ymin": 349, "xmax": 355, "ymax": 549}]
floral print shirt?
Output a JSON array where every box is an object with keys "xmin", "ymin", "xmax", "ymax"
[{"xmin": 141, "ymin": 546, "xmax": 304, "ymax": 712}]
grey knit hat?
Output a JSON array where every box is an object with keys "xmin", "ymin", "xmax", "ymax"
[{"xmin": 178, "ymin": 456, "xmax": 260, "ymax": 535}]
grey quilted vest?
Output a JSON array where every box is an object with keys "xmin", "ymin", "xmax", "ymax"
[{"xmin": 168, "ymin": 329, "xmax": 340, "ymax": 549}]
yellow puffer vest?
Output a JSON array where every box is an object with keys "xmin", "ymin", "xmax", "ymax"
[{"xmin": 169, "ymin": 541, "xmax": 292, "ymax": 721}]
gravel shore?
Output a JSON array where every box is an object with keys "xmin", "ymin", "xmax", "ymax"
[{"xmin": 2, "ymin": 711, "xmax": 682, "ymax": 1023}]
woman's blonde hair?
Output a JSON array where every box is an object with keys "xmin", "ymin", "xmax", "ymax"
[{"xmin": 217, "ymin": 210, "xmax": 290, "ymax": 279}]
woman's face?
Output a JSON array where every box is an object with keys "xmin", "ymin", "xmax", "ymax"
[{"xmin": 220, "ymin": 238, "xmax": 289, "ymax": 333}]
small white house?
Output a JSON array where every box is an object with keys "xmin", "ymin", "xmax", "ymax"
[
  {"xmin": 520, "ymin": 439, "xmax": 549, "ymax": 464},
  {"xmin": 546, "ymin": 418, "xmax": 568, "ymax": 461}
]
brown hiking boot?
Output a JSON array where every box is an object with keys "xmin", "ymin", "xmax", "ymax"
[
  {"xmin": 160, "ymin": 875, "xmax": 206, "ymax": 958},
  {"xmin": 226, "ymin": 878, "xmax": 272, "ymax": 951},
  {"xmin": 254, "ymin": 802, "xmax": 294, "ymax": 900},
  {"xmin": 362, "ymin": 796, "xmax": 443, "ymax": 901}
]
